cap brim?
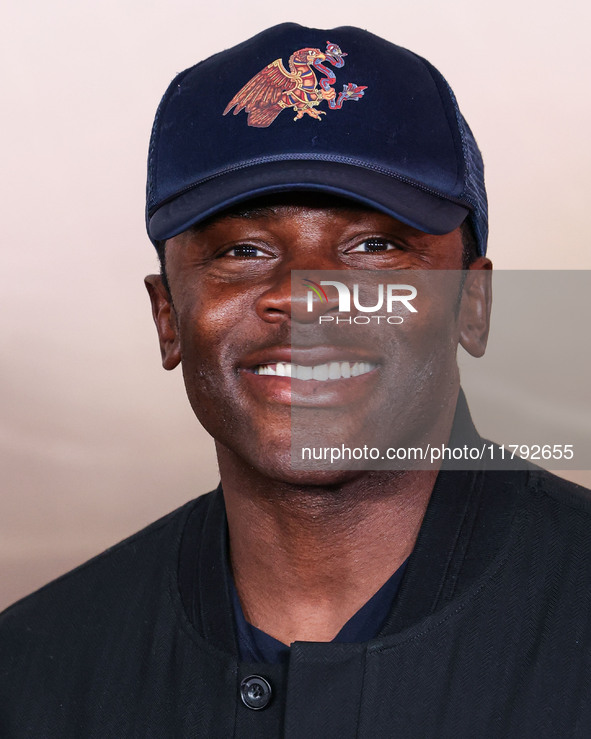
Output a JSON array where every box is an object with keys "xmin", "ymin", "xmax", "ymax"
[{"xmin": 147, "ymin": 160, "xmax": 469, "ymax": 242}]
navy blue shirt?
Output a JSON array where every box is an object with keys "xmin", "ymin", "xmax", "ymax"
[{"xmin": 231, "ymin": 559, "xmax": 408, "ymax": 664}]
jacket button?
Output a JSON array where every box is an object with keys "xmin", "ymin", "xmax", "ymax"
[{"xmin": 240, "ymin": 675, "xmax": 272, "ymax": 710}]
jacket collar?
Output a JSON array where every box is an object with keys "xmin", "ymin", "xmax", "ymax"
[
  {"xmin": 382, "ymin": 390, "xmax": 523, "ymax": 634},
  {"xmin": 179, "ymin": 389, "xmax": 523, "ymax": 653}
]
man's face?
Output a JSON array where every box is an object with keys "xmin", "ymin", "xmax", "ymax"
[{"xmin": 146, "ymin": 195, "xmax": 491, "ymax": 483}]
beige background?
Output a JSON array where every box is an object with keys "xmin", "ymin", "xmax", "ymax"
[{"xmin": 1, "ymin": 0, "xmax": 589, "ymax": 609}]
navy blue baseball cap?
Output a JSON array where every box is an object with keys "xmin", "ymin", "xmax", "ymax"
[{"xmin": 146, "ymin": 23, "xmax": 488, "ymax": 254}]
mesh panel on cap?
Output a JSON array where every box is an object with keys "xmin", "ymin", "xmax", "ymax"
[{"xmin": 445, "ymin": 82, "xmax": 489, "ymax": 255}]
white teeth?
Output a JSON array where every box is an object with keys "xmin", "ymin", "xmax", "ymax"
[
  {"xmin": 313, "ymin": 364, "xmax": 329, "ymax": 381},
  {"xmin": 296, "ymin": 365, "xmax": 313, "ymax": 381},
  {"xmin": 328, "ymin": 362, "xmax": 341, "ymax": 380},
  {"xmin": 254, "ymin": 361, "xmax": 376, "ymax": 381},
  {"xmin": 276, "ymin": 362, "xmax": 291, "ymax": 377}
]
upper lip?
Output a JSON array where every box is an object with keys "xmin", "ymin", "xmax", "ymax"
[{"xmin": 238, "ymin": 345, "xmax": 381, "ymax": 369}]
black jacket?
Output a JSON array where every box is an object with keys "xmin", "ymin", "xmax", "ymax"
[{"xmin": 1, "ymin": 427, "xmax": 591, "ymax": 736}]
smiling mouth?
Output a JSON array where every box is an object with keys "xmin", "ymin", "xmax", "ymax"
[{"xmin": 253, "ymin": 361, "xmax": 377, "ymax": 381}]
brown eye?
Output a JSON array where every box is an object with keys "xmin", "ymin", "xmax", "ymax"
[
  {"xmin": 350, "ymin": 239, "xmax": 395, "ymax": 253},
  {"xmin": 225, "ymin": 245, "xmax": 268, "ymax": 258}
]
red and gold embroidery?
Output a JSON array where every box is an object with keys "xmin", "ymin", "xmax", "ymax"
[{"xmin": 223, "ymin": 42, "xmax": 367, "ymax": 128}]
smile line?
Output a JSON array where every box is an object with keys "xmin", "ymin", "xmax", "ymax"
[{"xmin": 253, "ymin": 361, "xmax": 377, "ymax": 381}]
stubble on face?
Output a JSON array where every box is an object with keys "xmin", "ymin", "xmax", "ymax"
[{"xmin": 148, "ymin": 195, "xmax": 491, "ymax": 487}]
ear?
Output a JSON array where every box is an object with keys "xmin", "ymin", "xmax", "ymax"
[
  {"xmin": 458, "ymin": 258, "xmax": 493, "ymax": 358},
  {"xmin": 144, "ymin": 275, "xmax": 181, "ymax": 370}
]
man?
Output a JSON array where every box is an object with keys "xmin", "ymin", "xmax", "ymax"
[{"xmin": 1, "ymin": 23, "xmax": 590, "ymax": 738}]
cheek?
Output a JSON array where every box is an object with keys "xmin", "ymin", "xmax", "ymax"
[
  {"xmin": 175, "ymin": 290, "xmax": 258, "ymax": 429},
  {"xmin": 367, "ymin": 280, "xmax": 462, "ymax": 422},
  {"xmin": 177, "ymin": 286, "xmax": 251, "ymax": 364},
  {"xmin": 376, "ymin": 274, "xmax": 462, "ymax": 361},
  {"xmin": 402, "ymin": 281, "xmax": 462, "ymax": 380}
]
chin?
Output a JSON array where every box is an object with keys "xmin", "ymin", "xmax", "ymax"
[
  {"xmin": 227, "ymin": 438, "xmax": 366, "ymax": 488},
  {"xmin": 262, "ymin": 462, "xmax": 365, "ymax": 488}
]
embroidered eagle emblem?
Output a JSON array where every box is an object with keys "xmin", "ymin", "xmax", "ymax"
[{"xmin": 223, "ymin": 42, "xmax": 367, "ymax": 128}]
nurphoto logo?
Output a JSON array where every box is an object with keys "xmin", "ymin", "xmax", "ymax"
[{"xmin": 303, "ymin": 278, "xmax": 418, "ymax": 324}]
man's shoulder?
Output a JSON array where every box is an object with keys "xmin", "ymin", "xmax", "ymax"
[
  {"xmin": 523, "ymin": 467, "xmax": 591, "ymax": 521},
  {"xmin": 508, "ymin": 467, "xmax": 591, "ymax": 565},
  {"xmin": 0, "ymin": 491, "xmax": 214, "ymax": 633},
  {"xmin": 0, "ymin": 491, "xmax": 222, "ymax": 733}
]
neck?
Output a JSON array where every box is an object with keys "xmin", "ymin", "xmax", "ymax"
[{"xmin": 218, "ymin": 448, "xmax": 437, "ymax": 645}]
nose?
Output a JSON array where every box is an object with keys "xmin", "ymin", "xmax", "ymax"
[{"xmin": 255, "ymin": 263, "xmax": 341, "ymax": 324}]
